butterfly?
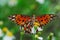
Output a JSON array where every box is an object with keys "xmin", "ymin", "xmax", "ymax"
[{"xmin": 8, "ymin": 14, "xmax": 55, "ymax": 33}]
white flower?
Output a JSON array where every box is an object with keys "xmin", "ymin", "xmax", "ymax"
[
  {"xmin": 3, "ymin": 35, "xmax": 15, "ymax": 40},
  {"xmin": 36, "ymin": 0, "xmax": 45, "ymax": 4},
  {"xmin": 37, "ymin": 27, "xmax": 43, "ymax": 31},
  {"xmin": 3, "ymin": 31, "xmax": 15, "ymax": 40},
  {"xmin": 31, "ymin": 27, "xmax": 36, "ymax": 34},
  {"xmin": 8, "ymin": 0, "xmax": 18, "ymax": 7},
  {"xmin": 0, "ymin": 28, "xmax": 4, "ymax": 37},
  {"xmin": 38, "ymin": 37, "xmax": 43, "ymax": 40}
]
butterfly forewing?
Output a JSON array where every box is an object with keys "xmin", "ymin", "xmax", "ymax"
[{"xmin": 36, "ymin": 14, "xmax": 55, "ymax": 26}]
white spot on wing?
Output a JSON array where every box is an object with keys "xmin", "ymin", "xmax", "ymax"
[
  {"xmin": 13, "ymin": 15, "xmax": 15, "ymax": 17},
  {"xmin": 12, "ymin": 19, "xmax": 15, "ymax": 21}
]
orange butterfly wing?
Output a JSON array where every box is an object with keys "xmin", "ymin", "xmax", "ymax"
[
  {"xmin": 9, "ymin": 14, "xmax": 55, "ymax": 26},
  {"xmin": 36, "ymin": 14, "xmax": 55, "ymax": 26},
  {"xmin": 9, "ymin": 14, "xmax": 30, "ymax": 25}
]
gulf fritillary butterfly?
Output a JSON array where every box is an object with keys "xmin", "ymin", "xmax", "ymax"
[{"xmin": 8, "ymin": 14, "xmax": 55, "ymax": 33}]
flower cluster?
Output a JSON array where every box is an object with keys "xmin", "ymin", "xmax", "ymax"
[
  {"xmin": 19, "ymin": 21, "xmax": 43, "ymax": 40},
  {"xmin": 0, "ymin": 27, "xmax": 15, "ymax": 40}
]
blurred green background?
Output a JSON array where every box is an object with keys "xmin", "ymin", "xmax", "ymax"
[{"xmin": 0, "ymin": 0, "xmax": 60, "ymax": 40}]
